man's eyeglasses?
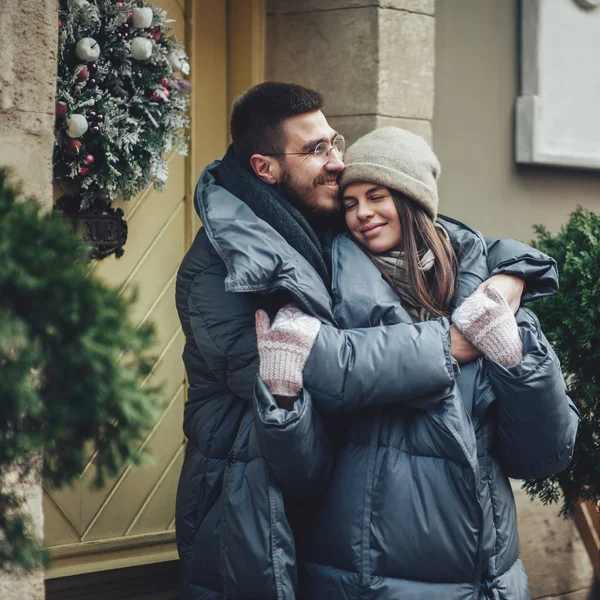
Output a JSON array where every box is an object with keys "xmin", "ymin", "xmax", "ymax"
[{"xmin": 264, "ymin": 135, "xmax": 345, "ymax": 165}]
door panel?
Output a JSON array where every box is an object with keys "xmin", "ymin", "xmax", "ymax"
[
  {"xmin": 93, "ymin": 153, "xmax": 186, "ymax": 286},
  {"xmin": 83, "ymin": 387, "xmax": 185, "ymax": 541},
  {"xmin": 43, "ymin": 495, "xmax": 80, "ymax": 547}
]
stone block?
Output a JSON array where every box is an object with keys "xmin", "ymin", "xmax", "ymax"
[
  {"xmin": 513, "ymin": 483, "xmax": 597, "ymax": 599},
  {"xmin": 381, "ymin": 0, "xmax": 434, "ymax": 13},
  {"xmin": 327, "ymin": 115, "xmax": 378, "ymax": 146},
  {"xmin": 267, "ymin": 7, "xmax": 380, "ymax": 116},
  {"xmin": 376, "ymin": 115, "xmax": 432, "ymax": 142},
  {"xmin": 328, "ymin": 114, "xmax": 431, "ymax": 146},
  {"xmin": 378, "ymin": 8, "xmax": 435, "ymax": 119},
  {"xmin": 0, "ymin": 571, "xmax": 44, "ymax": 600},
  {"xmin": 0, "ymin": 110, "xmax": 55, "ymax": 208},
  {"xmin": 268, "ymin": 0, "xmax": 434, "ymax": 16},
  {"xmin": 0, "ymin": 458, "xmax": 44, "ymax": 600},
  {"xmin": 0, "ymin": 0, "xmax": 58, "ymax": 115}
]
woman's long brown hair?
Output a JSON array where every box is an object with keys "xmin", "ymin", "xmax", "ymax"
[{"xmin": 391, "ymin": 191, "xmax": 458, "ymax": 318}]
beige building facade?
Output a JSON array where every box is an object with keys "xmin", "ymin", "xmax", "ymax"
[
  {"xmin": 0, "ymin": 1, "xmax": 598, "ymax": 599},
  {"xmin": 435, "ymin": 4, "xmax": 599, "ymax": 598},
  {"xmin": 434, "ymin": 0, "xmax": 600, "ymax": 242},
  {"xmin": 267, "ymin": 2, "xmax": 599, "ymax": 600}
]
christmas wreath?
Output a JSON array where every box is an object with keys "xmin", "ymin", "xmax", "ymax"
[{"xmin": 54, "ymin": 0, "xmax": 190, "ymax": 251}]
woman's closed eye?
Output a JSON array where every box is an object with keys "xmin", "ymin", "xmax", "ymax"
[{"xmin": 343, "ymin": 202, "xmax": 357, "ymax": 211}]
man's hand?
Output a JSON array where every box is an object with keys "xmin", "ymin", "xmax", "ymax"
[
  {"xmin": 450, "ymin": 324, "xmax": 482, "ymax": 364},
  {"xmin": 476, "ymin": 274, "xmax": 525, "ymax": 314}
]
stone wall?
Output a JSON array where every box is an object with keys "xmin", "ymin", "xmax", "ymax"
[
  {"xmin": 0, "ymin": 0, "xmax": 58, "ymax": 208},
  {"xmin": 0, "ymin": 1, "xmax": 58, "ymax": 599},
  {"xmin": 267, "ymin": 0, "xmax": 435, "ymax": 143}
]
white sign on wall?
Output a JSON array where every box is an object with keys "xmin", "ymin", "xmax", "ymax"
[{"xmin": 516, "ymin": 0, "xmax": 600, "ymax": 170}]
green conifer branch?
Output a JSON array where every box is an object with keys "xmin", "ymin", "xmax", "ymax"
[
  {"xmin": 0, "ymin": 169, "xmax": 161, "ymax": 567},
  {"xmin": 526, "ymin": 208, "xmax": 600, "ymax": 516}
]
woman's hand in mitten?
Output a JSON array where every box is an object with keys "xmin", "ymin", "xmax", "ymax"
[
  {"xmin": 255, "ymin": 303, "xmax": 321, "ymax": 398},
  {"xmin": 453, "ymin": 287, "xmax": 523, "ymax": 368}
]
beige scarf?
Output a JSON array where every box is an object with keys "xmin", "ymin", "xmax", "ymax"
[
  {"xmin": 368, "ymin": 224, "xmax": 449, "ymax": 322},
  {"xmin": 370, "ymin": 249, "xmax": 435, "ymax": 322}
]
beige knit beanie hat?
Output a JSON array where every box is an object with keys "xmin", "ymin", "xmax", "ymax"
[{"xmin": 340, "ymin": 127, "xmax": 441, "ymax": 220}]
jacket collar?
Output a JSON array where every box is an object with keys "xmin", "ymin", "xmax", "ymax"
[
  {"xmin": 212, "ymin": 146, "xmax": 329, "ymax": 284},
  {"xmin": 195, "ymin": 160, "xmax": 334, "ymax": 322}
]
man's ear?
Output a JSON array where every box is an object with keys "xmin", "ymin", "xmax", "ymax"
[{"xmin": 249, "ymin": 154, "xmax": 280, "ymax": 185}]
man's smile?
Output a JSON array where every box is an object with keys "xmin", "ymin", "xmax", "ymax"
[{"xmin": 314, "ymin": 173, "xmax": 339, "ymax": 188}]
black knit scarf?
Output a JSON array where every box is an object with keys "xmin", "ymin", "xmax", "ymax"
[{"xmin": 214, "ymin": 146, "xmax": 330, "ymax": 285}]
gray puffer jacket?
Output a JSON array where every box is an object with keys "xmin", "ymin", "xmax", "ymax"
[
  {"xmin": 295, "ymin": 223, "xmax": 578, "ymax": 600},
  {"xmin": 175, "ymin": 158, "xmax": 571, "ymax": 600}
]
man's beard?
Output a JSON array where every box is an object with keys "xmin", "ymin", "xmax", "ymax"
[{"xmin": 277, "ymin": 167, "xmax": 341, "ymax": 219}]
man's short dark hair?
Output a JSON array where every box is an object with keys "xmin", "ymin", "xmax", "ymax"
[{"xmin": 230, "ymin": 82, "xmax": 324, "ymax": 167}]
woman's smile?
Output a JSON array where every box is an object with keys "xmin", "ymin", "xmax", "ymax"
[{"xmin": 360, "ymin": 222, "xmax": 386, "ymax": 237}]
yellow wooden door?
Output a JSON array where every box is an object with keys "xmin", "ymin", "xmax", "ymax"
[{"xmin": 43, "ymin": 0, "xmax": 242, "ymax": 578}]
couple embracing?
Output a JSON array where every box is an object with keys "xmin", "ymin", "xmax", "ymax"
[{"xmin": 175, "ymin": 82, "xmax": 578, "ymax": 600}]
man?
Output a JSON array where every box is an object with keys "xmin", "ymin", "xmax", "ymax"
[{"xmin": 175, "ymin": 82, "xmax": 557, "ymax": 599}]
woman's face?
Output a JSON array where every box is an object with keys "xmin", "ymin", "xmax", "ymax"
[{"xmin": 342, "ymin": 183, "xmax": 402, "ymax": 253}]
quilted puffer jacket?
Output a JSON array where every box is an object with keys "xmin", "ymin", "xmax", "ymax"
[
  {"xmin": 295, "ymin": 221, "xmax": 579, "ymax": 600},
  {"xmin": 175, "ymin": 157, "xmax": 570, "ymax": 600}
]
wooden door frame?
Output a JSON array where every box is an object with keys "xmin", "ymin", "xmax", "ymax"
[{"xmin": 185, "ymin": 0, "xmax": 266, "ymax": 242}]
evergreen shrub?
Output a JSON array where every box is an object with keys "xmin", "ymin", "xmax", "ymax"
[
  {"xmin": 0, "ymin": 169, "xmax": 160, "ymax": 567},
  {"xmin": 525, "ymin": 207, "xmax": 600, "ymax": 516}
]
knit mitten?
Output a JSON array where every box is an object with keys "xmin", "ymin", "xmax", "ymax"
[
  {"xmin": 255, "ymin": 304, "xmax": 322, "ymax": 397},
  {"xmin": 452, "ymin": 287, "xmax": 523, "ymax": 368}
]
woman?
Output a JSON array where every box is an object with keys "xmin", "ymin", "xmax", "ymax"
[{"xmin": 256, "ymin": 127, "xmax": 578, "ymax": 600}]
